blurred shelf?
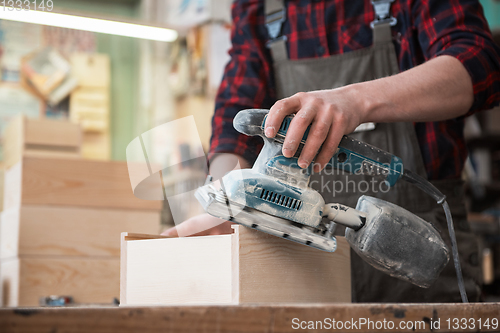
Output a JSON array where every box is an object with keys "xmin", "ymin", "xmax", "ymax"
[
  {"xmin": 467, "ymin": 134, "xmax": 500, "ymax": 149},
  {"xmin": 468, "ymin": 212, "xmax": 499, "ymax": 235}
]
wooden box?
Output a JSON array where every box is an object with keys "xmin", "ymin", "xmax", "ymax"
[
  {"xmin": 120, "ymin": 226, "xmax": 351, "ymax": 306},
  {"xmin": 81, "ymin": 132, "xmax": 111, "ymax": 161},
  {"xmin": 3, "ymin": 156, "xmax": 162, "ymax": 211},
  {"xmin": 0, "ymin": 206, "xmax": 161, "ymax": 259},
  {"xmin": 0, "ymin": 257, "xmax": 119, "ymax": 307},
  {"xmin": 3, "ymin": 115, "xmax": 82, "ymax": 170}
]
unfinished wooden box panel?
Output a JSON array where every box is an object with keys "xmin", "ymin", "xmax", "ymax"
[
  {"xmin": 0, "ymin": 256, "xmax": 119, "ymax": 307},
  {"xmin": 121, "ymin": 226, "xmax": 350, "ymax": 306},
  {"xmin": 3, "ymin": 156, "xmax": 162, "ymax": 211},
  {"xmin": 0, "ymin": 206, "xmax": 161, "ymax": 259},
  {"xmin": 3, "ymin": 115, "xmax": 82, "ymax": 169}
]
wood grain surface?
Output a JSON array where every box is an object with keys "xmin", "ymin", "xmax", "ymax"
[
  {"xmin": 236, "ymin": 226, "xmax": 351, "ymax": 303},
  {"xmin": 3, "ymin": 115, "xmax": 24, "ymax": 170},
  {"xmin": 121, "ymin": 226, "xmax": 350, "ymax": 305},
  {"xmin": 0, "ymin": 257, "xmax": 120, "ymax": 307},
  {"xmin": 4, "ymin": 156, "xmax": 162, "ymax": 211},
  {"xmin": 0, "ymin": 206, "xmax": 161, "ymax": 259},
  {"xmin": 122, "ymin": 232, "xmax": 234, "ymax": 306},
  {"xmin": 24, "ymin": 117, "xmax": 82, "ymax": 148},
  {"xmin": 0, "ymin": 303, "xmax": 499, "ymax": 333},
  {"xmin": 3, "ymin": 115, "xmax": 82, "ymax": 169}
]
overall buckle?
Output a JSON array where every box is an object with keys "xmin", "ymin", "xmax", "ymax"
[
  {"xmin": 266, "ymin": 8, "xmax": 286, "ymax": 41},
  {"xmin": 370, "ymin": 0, "xmax": 397, "ymax": 28},
  {"xmin": 266, "ymin": 35, "xmax": 288, "ymax": 48}
]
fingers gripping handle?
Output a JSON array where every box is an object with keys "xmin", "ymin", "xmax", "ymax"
[
  {"xmin": 234, "ymin": 109, "xmax": 405, "ymax": 187},
  {"xmin": 323, "ymin": 203, "xmax": 366, "ymax": 231}
]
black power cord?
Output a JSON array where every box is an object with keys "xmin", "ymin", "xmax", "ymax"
[{"xmin": 402, "ymin": 169, "xmax": 468, "ymax": 303}]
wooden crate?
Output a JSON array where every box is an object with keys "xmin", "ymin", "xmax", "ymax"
[
  {"xmin": 0, "ymin": 256, "xmax": 119, "ymax": 307},
  {"xmin": 3, "ymin": 156, "xmax": 162, "ymax": 211},
  {"xmin": 0, "ymin": 206, "xmax": 161, "ymax": 259},
  {"xmin": 120, "ymin": 226, "xmax": 351, "ymax": 306},
  {"xmin": 3, "ymin": 115, "xmax": 82, "ymax": 170},
  {"xmin": 81, "ymin": 132, "xmax": 110, "ymax": 161}
]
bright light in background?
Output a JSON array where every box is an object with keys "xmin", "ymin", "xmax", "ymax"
[{"xmin": 0, "ymin": 9, "xmax": 178, "ymax": 42}]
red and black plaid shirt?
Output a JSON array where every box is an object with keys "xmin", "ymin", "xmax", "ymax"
[{"xmin": 209, "ymin": 0, "xmax": 500, "ymax": 179}]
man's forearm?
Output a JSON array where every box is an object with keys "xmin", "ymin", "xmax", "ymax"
[
  {"xmin": 356, "ymin": 55, "xmax": 474, "ymax": 123},
  {"xmin": 263, "ymin": 54, "xmax": 475, "ymax": 169}
]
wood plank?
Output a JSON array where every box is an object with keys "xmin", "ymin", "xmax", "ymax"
[
  {"xmin": 0, "ymin": 259, "xmax": 19, "ymax": 308},
  {"xmin": 0, "ymin": 257, "xmax": 120, "ymax": 307},
  {"xmin": 121, "ymin": 226, "xmax": 350, "ymax": 305},
  {"xmin": 3, "ymin": 156, "xmax": 162, "ymax": 211},
  {"xmin": 81, "ymin": 132, "xmax": 110, "ymax": 161},
  {"xmin": 118, "ymin": 234, "xmax": 171, "ymax": 305},
  {"xmin": 3, "ymin": 162, "xmax": 21, "ymax": 210},
  {"xmin": 0, "ymin": 208, "xmax": 19, "ymax": 259},
  {"xmin": 3, "ymin": 115, "xmax": 82, "ymax": 169},
  {"xmin": 119, "ymin": 233, "xmax": 128, "ymax": 305},
  {"xmin": 237, "ymin": 226, "xmax": 351, "ymax": 303},
  {"xmin": 22, "ymin": 148, "xmax": 81, "ymax": 161},
  {"xmin": 1, "ymin": 303, "xmax": 500, "ymax": 333},
  {"xmin": 2, "ymin": 115, "xmax": 24, "ymax": 171},
  {"xmin": 24, "ymin": 117, "xmax": 82, "ymax": 148},
  {"xmin": 0, "ymin": 206, "xmax": 161, "ymax": 259},
  {"xmin": 123, "ymin": 233, "xmax": 170, "ymax": 241},
  {"xmin": 123, "ymin": 232, "xmax": 234, "ymax": 306}
]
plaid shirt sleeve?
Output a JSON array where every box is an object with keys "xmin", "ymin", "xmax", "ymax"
[
  {"xmin": 208, "ymin": 0, "xmax": 273, "ymax": 165},
  {"xmin": 413, "ymin": 0, "xmax": 500, "ymax": 114},
  {"xmin": 209, "ymin": 0, "xmax": 500, "ymax": 170}
]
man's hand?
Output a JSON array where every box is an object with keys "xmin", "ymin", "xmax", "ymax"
[
  {"xmin": 264, "ymin": 87, "xmax": 364, "ymax": 172},
  {"xmin": 161, "ymin": 213, "xmax": 234, "ymax": 237},
  {"xmin": 161, "ymin": 154, "xmax": 249, "ymax": 238},
  {"xmin": 263, "ymin": 55, "xmax": 474, "ymax": 173}
]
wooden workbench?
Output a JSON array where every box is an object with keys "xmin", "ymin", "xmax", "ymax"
[{"xmin": 0, "ymin": 303, "xmax": 499, "ymax": 332}]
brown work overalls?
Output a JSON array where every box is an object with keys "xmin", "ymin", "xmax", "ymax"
[{"xmin": 264, "ymin": 0, "xmax": 481, "ymax": 302}]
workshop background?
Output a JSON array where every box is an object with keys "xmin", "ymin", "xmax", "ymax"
[{"xmin": 0, "ymin": 0, "xmax": 499, "ymax": 307}]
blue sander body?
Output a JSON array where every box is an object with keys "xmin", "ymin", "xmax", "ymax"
[{"xmin": 196, "ymin": 109, "xmax": 452, "ymax": 289}]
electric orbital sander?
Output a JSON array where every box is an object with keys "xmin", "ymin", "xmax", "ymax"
[{"xmin": 196, "ymin": 109, "xmax": 468, "ymax": 300}]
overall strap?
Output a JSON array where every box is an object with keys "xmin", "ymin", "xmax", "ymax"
[
  {"xmin": 266, "ymin": 0, "xmax": 397, "ymax": 60},
  {"xmin": 371, "ymin": 0, "xmax": 397, "ymax": 45},
  {"xmin": 265, "ymin": 0, "xmax": 288, "ymax": 62}
]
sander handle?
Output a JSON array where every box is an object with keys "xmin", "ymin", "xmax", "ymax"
[
  {"xmin": 323, "ymin": 203, "xmax": 366, "ymax": 231},
  {"xmin": 234, "ymin": 109, "xmax": 405, "ymax": 186}
]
